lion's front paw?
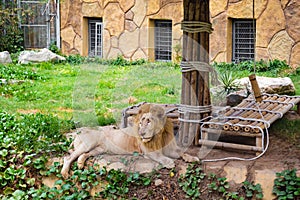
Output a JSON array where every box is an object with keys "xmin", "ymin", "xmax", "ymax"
[
  {"xmin": 61, "ymin": 170, "xmax": 69, "ymax": 179},
  {"xmin": 182, "ymin": 153, "xmax": 200, "ymax": 163},
  {"xmin": 61, "ymin": 157, "xmax": 71, "ymax": 179}
]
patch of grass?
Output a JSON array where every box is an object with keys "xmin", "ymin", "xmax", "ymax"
[
  {"xmin": 213, "ymin": 59, "xmax": 290, "ymax": 78},
  {"xmin": 0, "ymin": 61, "xmax": 181, "ymax": 126},
  {"xmin": 95, "ymin": 62, "xmax": 181, "ymax": 123},
  {"xmin": 270, "ymin": 117, "xmax": 300, "ymax": 146},
  {"xmin": 289, "ymin": 68, "xmax": 300, "ymax": 96}
]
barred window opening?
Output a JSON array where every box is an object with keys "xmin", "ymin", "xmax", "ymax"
[
  {"xmin": 232, "ymin": 19, "xmax": 256, "ymax": 63},
  {"xmin": 155, "ymin": 20, "xmax": 172, "ymax": 61},
  {"xmin": 88, "ymin": 19, "xmax": 102, "ymax": 58}
]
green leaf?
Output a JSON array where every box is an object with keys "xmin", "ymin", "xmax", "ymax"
[
  {"xmin": 256, "ymin": 193, "xmax": 264, "ymax": 199},
  {"xmin": 4, "ymin": 187, "xmax": 14, "ymax": 195},
  {"xmin": 62, "ymin": 183, "xmax": 72, "ymax": 191},
  {"xmin": 12, "ymin": 189, "xmax": 26, "ymax": 200},
  {"xmin": 143, "ymin": 178, "xmax": 151, "ymax": 186},
  {"xmin": 26, "ymin": 178, "xmax": 35, "ymax": 186},
  {"xmin": 246, "ymin": 190, "xmax": 253, "ymax": 197},
  {"xmin": 0, "ymin": 160, "xmax": 7, "ymax": 168},
  {"xmin": 55, "ymin": 179, "xmax": 63, "ymax": 185},
  {"xmin": 286, "ymin": 194, "xmax": 294, "ymax": 199},
  {"xmin": 187, "ymin": 188, "xmax": 195, "ymax": 196},
  {"xmin": 0, "ymin": 149, "xmax": 8, "ymax": 157}
]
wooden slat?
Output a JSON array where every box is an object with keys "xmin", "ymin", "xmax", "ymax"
[
  {"xmin": 199, "ymin": 140, "xmax": 263, "ymax": 152},
  {"xmin": 201, "ymin": 128, "xmax": 261, "ymax": 138}
]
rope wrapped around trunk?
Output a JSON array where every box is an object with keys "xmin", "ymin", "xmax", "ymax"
[
  {"xmin": 178, "ymin": 104, "xmax": 212, "ymax": 123},
  {"xmin": 180, "ymin": 61, "xmax": 219, "ymax": 86},
  {"xmin": 175, "ymin": 21, "xmax": 213, "ymax": 33}
]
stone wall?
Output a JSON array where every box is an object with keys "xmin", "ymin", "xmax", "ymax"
[
  {"xmin": 210, "ymin": 0, "xmax": 300, "ymax": 68},
  {"xmin": 60, "ymin": 0, "xmax": 183, "ymax": 61},
  {"xmin": 60, "ymin": 0, "xmax": 300, "ymax": 68}
]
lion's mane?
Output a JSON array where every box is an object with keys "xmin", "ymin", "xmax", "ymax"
[{"xmin": 134, "ymin": 103, "xmax": 175, "ymax": 152}]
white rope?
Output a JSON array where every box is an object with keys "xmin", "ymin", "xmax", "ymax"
[
  {"xmin": 263, "ymin": 100, "xmax": 295, "ymax": 107},
  {"xmin": 178, "ymin": 104, "xmax": 212, "ymax": 114},
  {"xmin": 232, "ymin": 107, "xmax": 283, "ymax": 118},
  {"xmin": 201, "ymin": 100, "xmax": 270, "ymax": 162},
  {"xmin": 180, "ymin": 61, "xmax": 219, "ymax": 85},
  {"xmin": 181, "ymin": 61, "xmax": 213, "ymax": 73}
]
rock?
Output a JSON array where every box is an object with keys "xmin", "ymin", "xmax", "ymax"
[
  {"xmin": 0, "ymin": 79, "xmax": 26, "ymax": 85},
  {"xmin": 106, "ymin": 162, "xmax": 126, "ymax": 171},
  {"xmin": 18, "ymin": 48, "xmax": 66, "ymax": 64},
  {"xmin": 224, "ymin": 162, "xmax": 247, "ymax": 184},
  {"xmin": 0, "ymin": 51, "xmax": 12, "ymax": 64},
  {"xmin": 154, "ymin": 179, "xmax": 163, "ymax": 186},
  {"xmin": 133, "ymin": 158, "xmax": 160, "ymax": 174},
  {"xmin": 226, "ymin": 91, "xmax": 248, "ymax": 107},
  {"xmin": 236, "ymin": 76, "xmax": 296, "ymax": 95}
]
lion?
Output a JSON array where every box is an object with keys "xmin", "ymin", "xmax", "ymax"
[{"xmin": 61, "ymin": 104, "xmax": 199, "ymax": 178}]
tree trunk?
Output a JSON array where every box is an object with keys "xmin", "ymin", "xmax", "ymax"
[{"xmin": 179, "ymin": 0, "xmax": 211, "ymax": 146}]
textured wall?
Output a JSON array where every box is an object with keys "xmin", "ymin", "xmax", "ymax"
[
  {"xmin": 60, "ymin": 0, "xmax": 300, "ymax": 68},
  {"xmin": 210, "ymin": 0, "xmax": 300, "ymax": 68},
  {"xmin": 60, "ymin": 0, "xmax": 183, "ymax": 60}
]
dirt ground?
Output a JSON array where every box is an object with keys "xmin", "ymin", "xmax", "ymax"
[{"xmin": 126, "ymin": 132, "xmax": 300, "ymax": 200}]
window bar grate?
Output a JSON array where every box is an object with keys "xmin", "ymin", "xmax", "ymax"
[
  {"xmin": 155, "ymin": 20, "xmax": 172, "ymax": 61},
  {"xmin": 232, "ymin": 20, "xmax": 256, "ymax": 63}
]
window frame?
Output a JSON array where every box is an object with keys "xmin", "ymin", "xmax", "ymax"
[
  {"xmin": 154, "ymin": 20, "xmax": 172, "ymax": 62},
  {"xmin": 232, "ymin": 19, "xmax": 256, "ymax": 63},
  {"xmin": 88, "ymin": 19, "xmax": 103, "ymax": 58}
]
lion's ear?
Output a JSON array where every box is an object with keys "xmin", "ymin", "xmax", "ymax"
[
  {"xmin": 138, "ymin": 103, "xmax": 150, "ymax": 114},
  {"xmin": 150, "ymin": 105, "xmax": 166, "ymax": 121}
]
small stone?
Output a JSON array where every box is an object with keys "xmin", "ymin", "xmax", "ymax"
[
  {"xmin": 154, "ymin": 179, "xmax": 163, "ymax": 186},
  {"xmin": 0, "ymin": 51, "xmax": 12, "ymax": 64}
]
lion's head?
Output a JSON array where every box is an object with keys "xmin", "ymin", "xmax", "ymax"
[{"xmin": 135, "ymin": 103, "xmax": 175, "ymax": 147}]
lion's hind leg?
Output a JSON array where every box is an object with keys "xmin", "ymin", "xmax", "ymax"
[
  {"xmin": 77, "ymin": 146, "xmax": 105, "ymax": 169},
  {"xmin": 61, "ymin": 146, "xmax": 90, "ymax": 179}
]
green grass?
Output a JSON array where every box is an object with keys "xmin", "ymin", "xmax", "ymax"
[
  {"xmin": 1, "ymin": 60, "xmax": 300, "ymax": 126},
  {"xmin": 0, "ymin": 62, "xmax": 181, "ymax": 126},
  {"xmin": 0, "ymin": 62, "xmax": 78, "ymax": 118},
  {"xmin": 289, "ymin": 72, "xmax": 300, "ymax": 96}
]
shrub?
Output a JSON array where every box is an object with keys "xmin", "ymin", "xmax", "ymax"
[
  {"xmin": 0, "ymin": 0, "xmax": 25, "ymax": 53},
  {"xmin": 213, "ymin": 59, "xmax": 291, "ymax": 77},
  {"xmin": 273, "ymin": 169, "xmax": 300, "ymax": 200},
  {"xmin": 0, "ymin": 111, "xmax": 74, "ymax": 198}
]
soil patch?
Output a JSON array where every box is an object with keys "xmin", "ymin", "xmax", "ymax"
[{"xmin": 126, "ymin": 133, "xmax": 300, "ymax": 199}]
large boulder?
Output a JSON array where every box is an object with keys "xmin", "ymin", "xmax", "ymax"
[
  {"xmin": 18, "ymin": 48, "xmax": 66, "ymax": 64},
  {"xmin": 236, "ymin": 76, "xmax": 296, "ymax": 95},
  {"xmin": 0, "ymin": 51, "xmax": 12, "ymax": 64}
]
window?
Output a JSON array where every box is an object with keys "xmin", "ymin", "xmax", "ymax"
[
  {"xmin": 232, "ymin": 19, "xmax": 256, "ymax": 63},
  {"xmin": 88, "ymin": 19, "xmax": 102, "ymax": 57},
  {"xmin": 154, "ymin": 20, "xmax": 172, "ymax": 61},
  {"xmin": 20, "ymin": 0, "xmax": 50, "ymax": 48}
]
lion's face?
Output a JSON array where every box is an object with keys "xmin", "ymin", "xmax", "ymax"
[{"xmin": 138, "ymin": 107, "xmax": 166, "ymax": 143}]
